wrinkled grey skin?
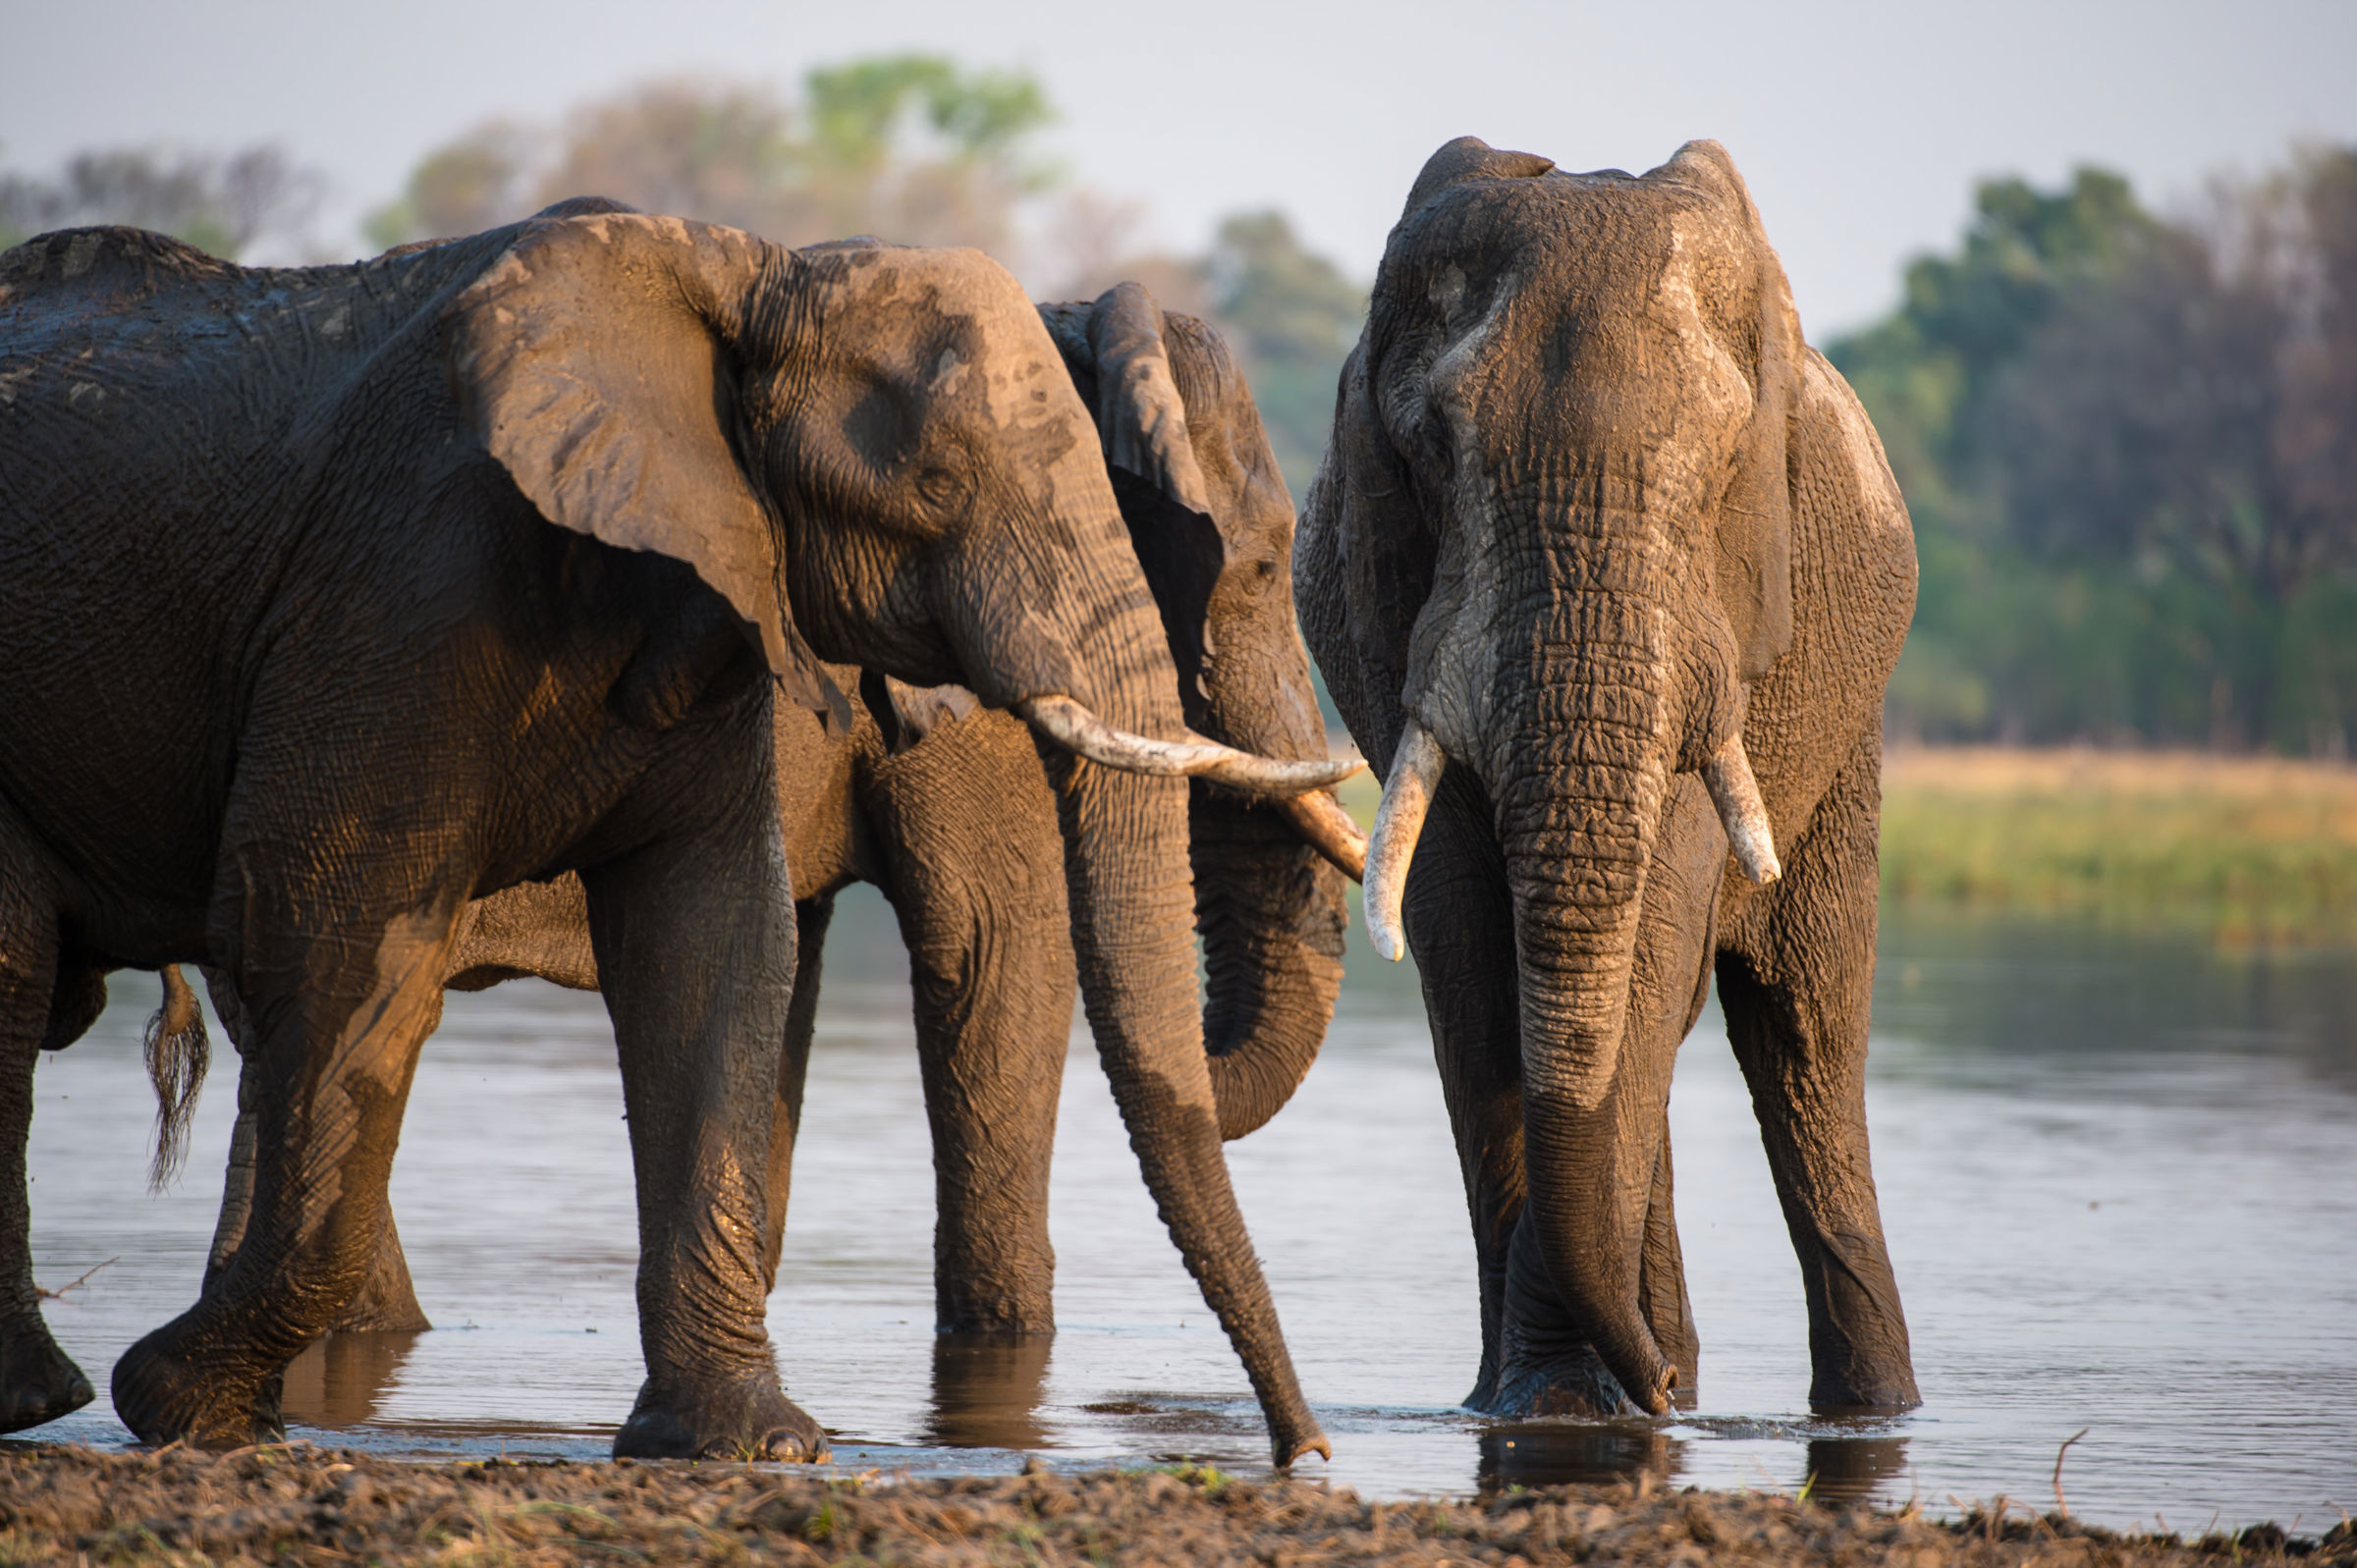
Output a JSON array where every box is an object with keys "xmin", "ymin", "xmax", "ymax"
[
  {"xmin": 1298, "ymin": 138, "xmax": 1921, "ymax": 1418},
  {"xmin": 199, "ymin": 282, "xmax": 1347, "ymax": 1346},
  {"xmin": 0, "ymin": 209, "xmax": 1327, "ymax": 1463}
]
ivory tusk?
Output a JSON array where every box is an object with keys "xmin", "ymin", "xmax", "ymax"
[
  {"xmin": 1275, "ymin": 786, "xmax": 1369, "ymax": 883},
  {"xmin": 1700, "ymin": 732, "xmax": 1781, "ymax": 886},
  {"xmin": 1016, "ymin": 694, "xmax": 1364, "ymax": 796},
  {"xmin": 1363, "ymin": 718, "xmax": 1446, "ymax": 961}
]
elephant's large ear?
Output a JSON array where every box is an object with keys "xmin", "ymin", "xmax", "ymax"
[
  {"xmin": 1037, "ymin": 284, "xmax": 1227, "ymax": 716},
  {"xmin": 1082, "ymin": 282, "xmax": 1215, "ymax": 516},
  {"xmin": 1662, "ymin": 140, "xmax": 1800, "ymax": 679},
  {"xmin": 444, "ymin": 212, "xmax": 849, "ymax": 729},
  {"xmin": 1293, "ymin": 339, "xmax": 1438, "ymax": 774}
]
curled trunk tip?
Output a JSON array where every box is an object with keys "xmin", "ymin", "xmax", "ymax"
[
  {"xmin": 1017, "ymin": 694, "xmax": 1363, "ymax": 796},
  {"xmin": 1364, "ymin": 719, "xmax": 1446, "ymax": 961},
  {"xmin": 1701, "ymin": 732, "xmax": 1780, "ymax": 886}
]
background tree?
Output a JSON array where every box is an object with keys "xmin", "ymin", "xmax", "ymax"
[
  {"xmin": 363, "ymin": 57, "xmax": 1054, "ymax": 258},
  {"xmin": 1835, "ymin": 147, "xmax": 2357, "ymax": 752},
  {"xmin": 0, "ymin": 143, "xmax": 324, "ymax": 258}
]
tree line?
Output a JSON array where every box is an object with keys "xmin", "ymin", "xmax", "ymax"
[
  {"xmin": 1833, "ymin": 150, "xmax": 2357, "ymax": 753},
  {"xmin": 9, "ymin": 65, "xmax": 2351, "ymax": 753},
  {"xmin": 3, "ymin": 59, "xmax": 1363, "ymax": 503}
]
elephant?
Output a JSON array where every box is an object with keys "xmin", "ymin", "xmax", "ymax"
[
  {"xmin": 1296, "ymin": 137, "xmax": 1921, "ymax": 1420},
  {"xmin": 194, "ymin": 278, "xmax": 1364, "ymax": 1352},
  {"xmin": 0, "ymin": 205, "xmax": 1350, "ymax": 1463}
]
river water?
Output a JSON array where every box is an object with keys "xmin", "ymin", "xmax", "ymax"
[{"xmin": 18, "ymin": 897, "xmax": 2356, "ymax": 1531}]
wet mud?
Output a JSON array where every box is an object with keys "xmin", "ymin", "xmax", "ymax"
[{"xmin": 0, "ymin": 1445, "xmax": 2348, "ymax": 1567}]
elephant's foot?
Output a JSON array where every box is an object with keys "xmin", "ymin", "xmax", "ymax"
[
  {"xmin": 1807, "ymin": 1361, "xmax": 1921, "ymax": 1414},
  {"xmin": 1471, "ymin": 1324, "xmax": 1643, "ymax": 1420},
  {"xmin": 111, "ymin": 1320, "xmax": 287, "ymax": 1449},
  {"xmin": 0, "ymin": 1320, "xmax": 95, "ymax": 1434},
  {"xmin": 614, "ymin": 1370, "xmax": 830, "ymax": 1462}
]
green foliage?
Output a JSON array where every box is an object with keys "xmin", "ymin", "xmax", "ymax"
[
  {"xmin": 1199, "ymin": 211, "xmax": 1368, "ymax": 496},
  {"xmin": 805, "ymin": 54, "xmax": 1053, "ymax": 174},
  {"xmin": 362, "ymin": 57, "xmax": 1057, "ymax": 256},
  {"xmin": 1836, "ymin": 148, "xmax": 2357, "ymax": 751}
]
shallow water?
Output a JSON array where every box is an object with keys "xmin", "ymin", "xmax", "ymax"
[{"xmin": 18, "ymin": 895, "xmax": 2357, "ymax": 1530}]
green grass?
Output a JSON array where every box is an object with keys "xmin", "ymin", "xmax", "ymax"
[{"xmin": 1880, "ymin": 748, "xmax": 2357, "ymax": 946}]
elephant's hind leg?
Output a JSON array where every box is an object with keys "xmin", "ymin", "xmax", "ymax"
[
  {"xmin": 1717, "ymin": 731, "xmax": 1919, "ymax": 1411},
  {"xmin": 0, "ymin": 842, "xmax": 95, "ymax": 1433},
  {"xmin": 199, "ymin": 969, "xmax": 429, "ymax": 1334},
  {"xmin": 111, "ymin": 900, "xmax": 459, "ymax": 1447}
]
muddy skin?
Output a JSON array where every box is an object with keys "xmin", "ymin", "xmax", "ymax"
[
  {"xmin": 1, "ymin": 209, "xmax": 1324, "ymax": 1462},
  {"xmin": 192, "ymin": 282, "xmax": 1350, "ymax": 1353},
  {"xmin": 0, "ymin": 1445, "xmax": 2345, "ymax": 1567},
  {"xmin": 1298, "ymin": 137, "xmax": 1921, "ymax": 1420}
]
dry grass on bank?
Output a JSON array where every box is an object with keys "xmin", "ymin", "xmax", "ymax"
[
  {"xmin": 0, "ymin": 1445, "xmax": 2347, "ymax": 1568},
  {"xmin": 1881, "ymin": 747, "xmax": 2357, "ymax": 945},
  {"xmin": 1341, "ymin": 743, "xmax": 2357, "ymax": 946}
]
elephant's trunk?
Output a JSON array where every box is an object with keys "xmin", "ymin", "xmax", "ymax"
[
  {"xmin": 1501, "ymin": 697, "xmax": 1676, "ymax": 1415},
  {"xmin": 1193, "ymin": 792, "xmax": 1345, "ymax": 1140},
  {"xmin": 1043, "ymin": 595, "xmax": 1328, "ymax": 1466},
  {"xmin": 1418, "ymin": 495, "xmax": 1696, "ymax": 1417}
]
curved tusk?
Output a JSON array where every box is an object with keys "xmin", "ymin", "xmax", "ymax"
[
  {"xmin": 1364, "ymin": 718, "xmax": 1446, "ymax": 961},
  {"xmin": 1701, "ymin": 731, "xmax": 1781, "ymax": 886},
  {"xmin": 1016, "ymin": 694, "xmax": 1364, "ymax": 796},
  {"xmin": 1275, "ymin": 786, "xmax": 1369, "ymax": 883}
]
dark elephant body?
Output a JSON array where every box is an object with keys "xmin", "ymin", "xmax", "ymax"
[
  {"xmin": 0, "ymin": 214, "xmax": 1333, "ymax": 1462},
  {"xmin": 1297, "ymin": 139, "xmax": 1920, "ymax": 1418},
  {"xmin": 200, "ymin": 292, "xmax": 1350, "ymax": 1344}
]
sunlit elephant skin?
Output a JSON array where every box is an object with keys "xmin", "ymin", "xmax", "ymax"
[
  {"xmin": 0, "ymin": 209, "xmax": 1335, "ymax": 1464},
  {"xmin": 201, "ymin": 284, "xmax": 1352, "ymax": 1349},
  {"xmin": 1298, "ymin": 138, "xmax": 1921, "ymax": 1420}
]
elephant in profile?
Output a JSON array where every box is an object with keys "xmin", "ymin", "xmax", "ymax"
[
  {"xmin": 1297, "ymin": 137, "xmax": 1920, "ymax": 1418},
  {"xmin": 197, "ymin": 278, "xmax": 1363, "ymax": 1348},
  {"xmin": 0, "ymin": 206, "xmax": 1345, "ymax": 1462}
]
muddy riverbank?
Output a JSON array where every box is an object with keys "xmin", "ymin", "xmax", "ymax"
[
  {"xmin": 9, "ymin": 1442, "xmax": 2347, "ymax": 1565},
  {"xmin": 3, "ymin": 1445, "xmax": 2349, "ymax": 1567}
]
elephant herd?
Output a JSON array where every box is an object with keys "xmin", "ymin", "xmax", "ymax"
[{"xmin": 0, "ymin": 136, "xmax": 1920, "ymax": 1466}]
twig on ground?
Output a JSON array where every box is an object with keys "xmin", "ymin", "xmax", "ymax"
[
  {"xmin": 2054, "ymin": 1428, "xmax": 2091, "ymax": 1518},
  {"xmin": 34, "ymin": 1257, "xmax": 118, "ymax": 1298}
]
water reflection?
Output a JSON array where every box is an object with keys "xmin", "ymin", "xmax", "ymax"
[
  {"xmin": 1477, "ymin": 1422, "xmax": 1682, "ymax": 1492},
  {"xmin": 281, "ymin": 1331, "xmax": 423, "ymax": 1430},
  {"xmin": 1803, "ymin": 1433, "xmax": 1912, "ymax": 1505},
  {"xmin": 925, "ymin": 1333, "xmax": 1053, "ymax": 1450}
]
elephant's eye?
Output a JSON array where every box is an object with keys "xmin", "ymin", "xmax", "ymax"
[
  {"xmin": 1240, "ymin": 556, "xmax": 1280, "ymax": 594},
  {"xmin": 913, "ymin": 464, "xmax": 968, "ymax": 512}
]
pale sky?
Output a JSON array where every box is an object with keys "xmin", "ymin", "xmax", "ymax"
[{"xmin": 4, "ymin": 0, "xmax": 2353, "ymax": 335}]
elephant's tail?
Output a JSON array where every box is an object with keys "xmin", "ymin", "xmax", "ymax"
[{"xmin": 144, "ymin": 965, "xmax": 210, "ymax": 1192}]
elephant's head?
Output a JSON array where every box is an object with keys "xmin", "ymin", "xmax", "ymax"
[
  {"xmin": 1315, "ymin": 139, "xmax": 1798, "ymax": 1412},
  {"xmin": 442, "ymin": 212, "xmax": 1340, "ymax": 1462},
  {"xmin": 1041, "ymin": 285, "xmax": 1355, "ymax": 1139}
]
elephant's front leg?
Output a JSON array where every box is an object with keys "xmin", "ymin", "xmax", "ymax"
[
  {"xmin": 200, "ymin": 967, "xmax": 430, "ymax": 1333},
  {"xmin": 1403, "ymin": 772, "xmax": 1528, "ymax": 1409},
  {"xmin": 1717, "ymin": 733, "xmax": 1918, "ymax": 1411},
  {"xmin": 111, "ymin": 897, "xmax": 458, "ymax": 1447},
  {"xmin": 0, "ymin": 848, "xmax": 96, "ymax": 1433},
  {"xmin": 587, "ymin": 766, "xmax": 826, "ymax": 1463},
  {"xmin": 867, "ymin": 717, "xmax": 1070, "ymax": 1335}
]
